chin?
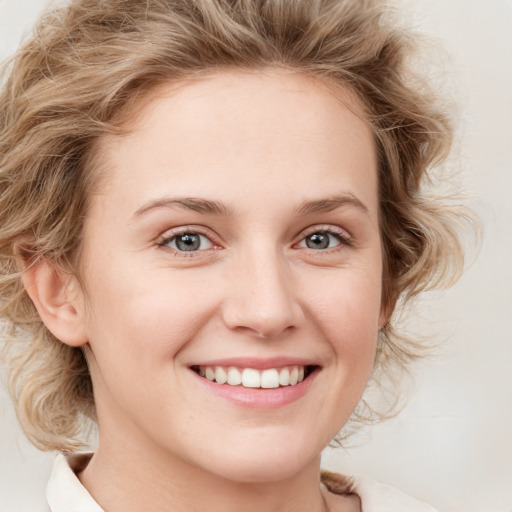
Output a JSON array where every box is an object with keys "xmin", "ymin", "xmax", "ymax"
[
  {"xmin": 211, "ymin": 459, "xmax": 308, "ymax": 484},
  {"xmin": 194, "ymin": 435, "xmax": 322, "ymax": 484}
]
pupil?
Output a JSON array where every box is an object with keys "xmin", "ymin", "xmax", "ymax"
[
  {"xmin": 176, "ymin": 233, "xmax": 200, "ymax": 251},
  {"xmin": 306, "ymin": 232, "xmax": 329, "ymax": 249}
]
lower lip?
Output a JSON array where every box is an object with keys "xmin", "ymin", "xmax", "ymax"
[{"xmin": 191, "ymin": 369, "xmax": 318, "ymax": 409}]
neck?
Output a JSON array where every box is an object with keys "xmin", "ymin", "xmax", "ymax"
[{"xmin": 79, "ymin": 438, "xmax": 328, "ymax": 512}]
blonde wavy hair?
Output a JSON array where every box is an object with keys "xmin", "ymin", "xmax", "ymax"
[{"xmin": 0, "ymin": 0, "xmax": 472, "ymax": 452}]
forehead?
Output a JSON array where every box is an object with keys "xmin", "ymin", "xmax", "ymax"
[
  {"xmin": 91, "ymin": 69, "xmax": 377, "ymax": 219},
  {"xmin": 115, "ymin": 68, "xmax": 370, "ymax": 131}
]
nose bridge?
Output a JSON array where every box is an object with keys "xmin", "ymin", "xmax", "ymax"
[{"xmin": 223, "ymin": 240, "xmax": 301, "ymax": 338}]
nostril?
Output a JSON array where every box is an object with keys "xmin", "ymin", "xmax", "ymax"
[{"xmin": 221, "ymin": 276, "xmax": 303, "ymax": 339}]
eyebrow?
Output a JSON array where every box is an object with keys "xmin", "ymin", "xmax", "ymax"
[
  {"xmin": 132, "ymin": 193, "xmax": 369, "ymax": 219},
  {"xmin": 296, "ymin": 194, "xmax": 369, "ymax": 216},
  {"xmin": 133, "ymin": 197, "xmax": 233, "ymax": 219}
]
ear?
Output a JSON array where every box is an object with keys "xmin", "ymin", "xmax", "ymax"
[{"xmin": 19, "ymin": 255, "xmax": 88, "ymax": 347}]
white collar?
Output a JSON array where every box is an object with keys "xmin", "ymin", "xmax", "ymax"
[
  {"xmin": 349, "ymin": 475, "xmax": 438, "ymax": 512},
  {"xmin": 46, "ymin": 453, "xmax": 103, "ymax": 512}
]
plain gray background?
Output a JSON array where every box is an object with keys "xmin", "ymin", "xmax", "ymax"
[{"xmin": 1, "ymin": 1, "xmax": 511, "ymax": 511}]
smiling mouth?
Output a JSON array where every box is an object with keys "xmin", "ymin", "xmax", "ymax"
[{"xmin": 191, "ymin": 365, "xmax": 317, "ymax": 389}]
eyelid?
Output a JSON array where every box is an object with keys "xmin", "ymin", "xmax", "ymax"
[
  {"xmin": 294, "ymin": 224, "xmax": 353, "ymax": 248},
  {"xmin": 155, "ymin": 223, "xmax": 353, "ymax": 255},
  {"xmin": 156, "ymin": 225, "xmax": 222, "ymax": 253}
]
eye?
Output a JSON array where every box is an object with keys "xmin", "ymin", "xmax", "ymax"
[
  {"xmin": 298, "ymin": 230, "xmax": 346, "ymax": 250},
  {"xmin": 161, "ymin": 232, "xmax": 214, "ymax": 252}
]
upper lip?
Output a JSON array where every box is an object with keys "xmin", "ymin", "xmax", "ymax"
[{"xmin": 189, "ymin": 356, "xmax": 320, "ymax": 370}]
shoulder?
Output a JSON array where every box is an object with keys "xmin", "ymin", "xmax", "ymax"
[{"xmin": 321, "ymin": 469, "xmax": 439, "ymax": 512}]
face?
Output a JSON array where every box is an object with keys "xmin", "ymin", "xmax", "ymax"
[{"xmin": 76, "ymin": 70, "xmax": 386, "ymax": 482}]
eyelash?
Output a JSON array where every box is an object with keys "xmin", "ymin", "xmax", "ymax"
[
  {"xmin": 156, "ymin": 225, "xmax": 352, "ymax": 256},
  {"xmin": 296, "ymin": 225, "xmax": 353, "ymax": 251},
  {"xmin": 157, "ymin": 227, "xmax": 219, "ymax": 257}
]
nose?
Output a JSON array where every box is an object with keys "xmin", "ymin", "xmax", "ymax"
[{"xmin": 221, "ymin": 247, "xmax": 303, "ymax": 339}]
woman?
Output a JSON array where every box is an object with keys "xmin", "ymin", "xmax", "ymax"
[{"xmin": 0, "ymin": 0, "xmax": 471, "ymax": 511}]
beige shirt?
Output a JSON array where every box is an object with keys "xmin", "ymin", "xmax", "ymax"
[{"xmin": 44, "ymin": 453, "xmax": 438, "ymax": 512}]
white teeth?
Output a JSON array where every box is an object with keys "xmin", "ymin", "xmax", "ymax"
[
  {"xmin": 261, "ymin": 369, "xmax": 280, "ymax": 389},
  {"xmin": 215, "ymin": 366, "xmax": 227, "ymax": 384},
  {"xmin": 242, "ymin": 368, "xmax": 261, "ymax": 388},
  {"xmin": 279, "ymin": 367, "xmax": 290, "ymax": 386},
  {"xmin": 197, "ymin": 365, "xmax": 310, "ymax": 388},
  {"xmin": 227, "ymin": 366, "xmax": 242, "ymax": 386}
]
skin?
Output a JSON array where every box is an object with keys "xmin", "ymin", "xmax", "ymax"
[{"xmin": 25, "ymin": 69, "xmax": 388, "ymax": 512}]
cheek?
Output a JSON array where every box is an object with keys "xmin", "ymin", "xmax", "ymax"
[
  {"xmin": 302, "ymin": 268, "xmax": 381, "ymax": 368},
  {"xmin": 80, "ymin": 269, "xmax": 222, "ymax": 427},
  {"xmin": 83, "ymin": 265, "xmax": 219, "ymax": 366},
  {"xmin": 296, "ymin": 270, "xmax": 381, "ymax": 436},
  {"xmin": 306, "ymin": 268, "xmax": 382, "ymax": 331}
]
